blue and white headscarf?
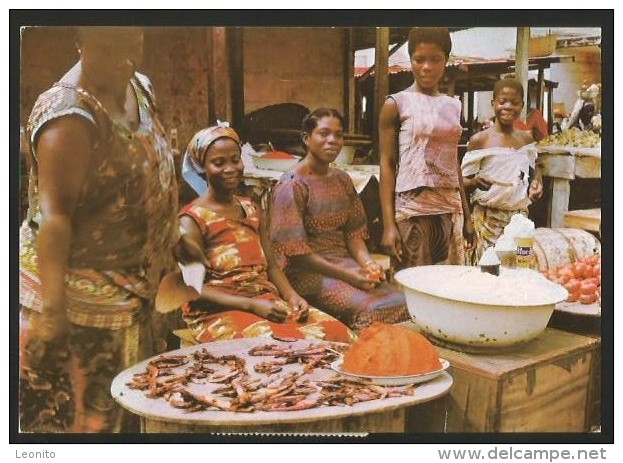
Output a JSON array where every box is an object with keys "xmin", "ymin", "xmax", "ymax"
[{"xmin": 182, "ymin": 124, "xmax": 241, "ymax": 195}]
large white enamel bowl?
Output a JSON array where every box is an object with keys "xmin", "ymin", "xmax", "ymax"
[{"xmin": 394, "ymin": 265, "xmax": 568, "ymax": 348}]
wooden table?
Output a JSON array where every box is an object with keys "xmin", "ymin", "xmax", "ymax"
[
  {"xmin": 538, "ymin": 148, "xmax": 600, "ymax": 229},
  {"xmin": 437, "ymin": 327, "xmax": 600, "ymax": 433},
  {"xmin": 111, "ymin": 337, "xmax": 452, "ymax": 433},
  {"xmin": 564, "ymin": 208, "xmax": 601, "ymax": 234}
]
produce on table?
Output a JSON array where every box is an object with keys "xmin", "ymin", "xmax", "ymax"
[
  {"xmin": 262, "ymin": 150, "xmax": 295, "ymax": 159},
  {"xmin": 341, "ymin": 322, "xmax": 442, "ymax": 376},
  {"xmin": 536, "ymin": 127, "xmax": 601, "ymax": 148},
  {"xmin": 541, "ymin": 254, "xmax": 601, "ymax": 305}
]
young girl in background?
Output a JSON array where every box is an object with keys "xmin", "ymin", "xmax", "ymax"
[
  {"xmin": 378, "ymin": 27, "xmax": 474, "ymax": 269},
  {"xmin": 461, "ymin": 77, "xmax": 543, "ymax": 262}
]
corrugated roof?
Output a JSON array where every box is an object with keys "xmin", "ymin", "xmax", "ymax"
[{"xmin": 355, "ymin": 54, "xmax": 572, "ymax": 77}]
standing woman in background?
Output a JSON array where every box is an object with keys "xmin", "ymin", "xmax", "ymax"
[
  {"xmin": 378, "ymin": 27, "xmax": 474, "ymax": 269},
  {"xmin": 19, "ymin": 27, "xmax": 198, "ymax": 432}
]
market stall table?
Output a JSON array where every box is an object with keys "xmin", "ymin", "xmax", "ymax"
[
  {"xmin": 537, "ymin": 146, "xmax": 600, "ymax": 229},
  {"xmin": 241, "ymin": 153, "xmax": 379, "ymax": 210},
  {"xmin": 111, "ymin": 337, "xmax": 452, "ymax": 433},
  {"xmin": 240, "ymin": 155, "xmax": 383, "ymax": 250}
]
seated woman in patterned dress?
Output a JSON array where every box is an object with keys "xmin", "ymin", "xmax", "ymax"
[
  {"xmin": 175, "ymin": 125, "xmax": 355, "ymax": 343},
  {"xmin": 269, "ymin": 108, "xmax": 410, "ymax": 331}
]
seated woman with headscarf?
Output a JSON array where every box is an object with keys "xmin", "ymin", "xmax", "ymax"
[{"xmin": 169, "ymin": 125, "xmax": 355, "ymax": 343}]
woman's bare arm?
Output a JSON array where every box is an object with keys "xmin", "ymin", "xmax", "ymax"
[
  {"xmin": 36, "ymin": 116, "xmax": 93, "ymax": 341},
  {"xmin": 378, "ymin": 98, "xmax": 403, "ymax": 261}
]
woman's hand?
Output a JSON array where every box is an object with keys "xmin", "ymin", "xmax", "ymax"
[
  {"xmin": 468, "ymin": 174, "xmax": 493, "ymax": 191},
  {"xmin": 285, "ymin": 293, "xmax": 309, "ymax": 323},
  {"xmin": 37, "ymin": 309, "xmax": 70, "ymax": 343},
  {"xmin": 248, "ymin": 299, "xmax": 289, "ymax": 323},
  {"xmin": 174, "ymin": 233, "xmax": 209, "ymax": 266},
  {"xmin": 25, "ymin": 310, "xmax": 70, "ymax": 369},
  {"xmin": 362, "ymin": 260, "xmax": 386, "ymax": 282},
  {"xmin": 343, "ymin": 268, "xmax": 382, "ymax": 291},
  {"xmin": 528, "ymin": 179, "xmax": 543, "ymax": 202},
  {"xmin": 463, "ymin": 216, "xmax": 476, "ymax": 250},
  {"xmin": 380, "ymin": 223, "xmax": 403, "ymax": 263}
]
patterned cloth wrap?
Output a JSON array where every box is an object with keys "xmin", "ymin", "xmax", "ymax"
[{"xmin": 179, "ymin": 197, "xmax": 356, "ymax": 343}]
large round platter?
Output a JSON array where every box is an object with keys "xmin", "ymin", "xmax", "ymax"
[
  {"xmin": 555, "ymin": 301, "xmax": 601, "ymax": 317},
  {"xmin": 330, "ymin": 358, "xmax": 450, "ymax": 386}
]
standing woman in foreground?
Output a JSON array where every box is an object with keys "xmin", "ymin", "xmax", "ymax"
[
  {"xmin": 270, "ymin": 108, "xmax": 410, "ymax": 330},
  {"xmin": 378, "ymin": 27, "xmax": 474, "ymax": 269},
  {"xmin": 19, "ymin": 27, "xmax": 193, "ymax": 432}
]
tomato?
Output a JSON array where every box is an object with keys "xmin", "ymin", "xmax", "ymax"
[
  {"xmin": 557, "ymin": 266, "xmax": 575, "ymax": 279},
  {"xmin": 564, "ymin": 279, "xmax": 581, "ymax": 294},
  {"xmin": 365, "ymin": 269, "xmax": 383, "ymax": 282},
  {"xmin": 558, "ymin": 274, "xmax": 571, "ymax": 285},
  {"xmin": 580, "ymin": 281, "xmax": 598, "ymax": 295},
  {"xmin": 582, "ymin": 265, "xmax": 594, "ymax": 279},
  {"xmin": 593, "ymin": 263, "xmax": 601, "ymax": 277},
  {"xmin": 579, "ymin": 293, "xmax": 597, "ymax": 305},
  {"xmin": 583, "ymin": 277, "xmax": 599, "ymax": 287},
  {"xmin": 573, "ymin": 263, "xmax": 588, "ymax": 279},
  {"xmin": 566, "ymin": 292, "xmax": 579, "ymax": 303}
]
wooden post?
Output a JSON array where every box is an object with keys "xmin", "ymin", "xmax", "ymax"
[
  {"xmin": 515, "ymin": 27, "xmax": 530, "ymax": 120},
  {"xmin": 205, "ymin": 27, "xmax": 216, "ymax": 125},
  {"xmin": 537, "ymin": 67, "xmax": 545, "ymax": 113},
  {"xmin": 211, "ymin": 27, "xmax": 231, "ymax": 123},
  {"xmin": 467, "ymin": 87, "xmax": 474, "ymax": 138},
  {"xmin": 550, "ymin": 178, "xmax": 571, "ymax": 228},
  {"xmin": 228, "ymin": 27, "xmax": 245, "ymax": 129},
  {"xmin": 344, "ymin": 28, "xmax": 356, "ymax": 133},
  {"xmin": 372, "ymin": 27, "xmax": 389, "ymax": 163}
]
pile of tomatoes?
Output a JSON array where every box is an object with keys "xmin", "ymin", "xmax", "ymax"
[{"xmin": 541, "ymin": 254, "xmax": 601, "ymax": 305}]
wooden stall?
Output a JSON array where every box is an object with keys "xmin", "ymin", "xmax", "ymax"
[{"xmin": 537, "ymin": 148, "xmax": 601, "ymax": 230}]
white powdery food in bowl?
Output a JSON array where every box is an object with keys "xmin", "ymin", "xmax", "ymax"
[
  {"xmin": 478, "ymin": 247, "xmax": 500, "ymax": 266},
  {"xmin": 404, "ymin": 266, "xmax": 565, "ymax": 307},
  {"xmin": 503, "ymin": 214, "xmax": 535, "ymax": 239},
  {"xmin": 494, "ymin": 234, "xmax": 515, "ymax": 252},
  {"xmin": 394, "ymin": 265, "xmax": 569, "ymax": 348}
]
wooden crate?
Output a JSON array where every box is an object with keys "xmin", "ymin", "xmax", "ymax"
[
  {"xmin": 439, "ymin": 328, "xmax": 600, "ymax": 432},
  {"xmin": 547, "ymin": 307, "xmax": 602, "ymax": 431}
]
